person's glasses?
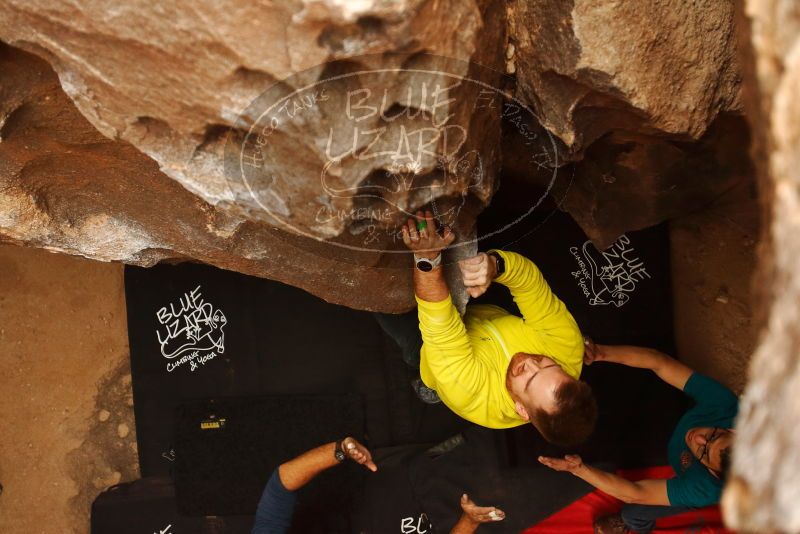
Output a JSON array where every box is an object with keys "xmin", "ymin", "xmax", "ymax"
[{"xmin": 698, "ymin": 427, "xmax": 721, "ymax": 463}]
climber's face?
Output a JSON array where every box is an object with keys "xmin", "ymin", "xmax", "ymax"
[{"xmin": 505, "ymin": 352, "xmax": 571, "ymax": 417}]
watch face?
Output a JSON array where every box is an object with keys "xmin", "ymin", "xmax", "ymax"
[
  {"xmin": 490, "ymin": 252, "xmax": 505, "ymax": 274},
  {"xmin": 416, "ymin": 260, "xmax": 433, "ymax": 272},
  {"xmin": 335, "ymin": 450, "xmax": 346, "ymax": 462}
]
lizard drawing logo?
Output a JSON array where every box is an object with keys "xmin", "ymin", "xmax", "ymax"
[
  {"xmin": 569, "ymin": 235, "xmax": 651, "ymax": 308},
  {"xmin": 155, "ymin": 286, "xmax": 228, "ymax": 373}
]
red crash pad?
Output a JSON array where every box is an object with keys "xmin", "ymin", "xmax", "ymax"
[{"xmin": 523, "ymin": 466, "xmax": 731, "ymax": 534}]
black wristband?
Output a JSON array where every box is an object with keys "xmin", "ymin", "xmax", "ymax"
[
  {"xmin": 334, "ymin": 439, "xmax": 347, "ymax": 462},
  {"xmin": 488, "ymin": 251, "xmax": 505, "ymax": 276}
]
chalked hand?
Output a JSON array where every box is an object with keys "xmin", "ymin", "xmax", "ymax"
[
  {"xmin": 342, "ymin": 437, "xmax": 377, "ymax": 472},
  {"xmin": 458, "ymin": 252, "xmax": 497, "ymax": 298},
  {"xmin": 402, "ymin": 210, "xmax": 455, "ymax": 260},
  {"xmin": 460, "ymin": 493, "xmax": 505, "ymax": 523}
]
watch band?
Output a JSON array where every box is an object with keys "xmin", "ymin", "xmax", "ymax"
[
  {"xmin": 488, "ymin": 251, "xmax": 505, "ymax": 276},
  {"xmin": 414, "ymin": 253, "xmax": 442, "ymax": 272},
  {"xmin": 334, "ymin": 439, "xmax": 347, "ymax": 462}
]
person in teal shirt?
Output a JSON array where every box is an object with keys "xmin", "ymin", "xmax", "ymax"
[{"xmin": 538, "ymin": 344, "xmax": 736, "ymax": 534}]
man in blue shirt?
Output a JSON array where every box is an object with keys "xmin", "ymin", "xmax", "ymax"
[
  {"xmin": 252, "ymin": 437, "xmax": 377, "ymax": 534},
  {"xmin": 538, "ymin": 343, "xmax": 736, "ymax": 533},
  {"xmin": 252, "ymin": 436, "xmax": 506, "ymax": 534}
]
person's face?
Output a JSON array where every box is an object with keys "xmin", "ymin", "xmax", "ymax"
[
  {"xmin": 505, "ymin": 353, "xmax": 572, "ymax": 420},
  {"xmin": 685, "ymin": 427, "xmax": 734, "ymax": 474}
]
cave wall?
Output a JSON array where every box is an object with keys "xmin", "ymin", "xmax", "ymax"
[
  {"xmin": 0, "ymin": 0, "xmax": 749, "ymax": 310},
  {"xmin": 0, "ymin": 43, "xmax": 418, "ymax": 311},
  {"xmin": 505, "ymin": 0, "xmax": 747, "ymax": 248},
  {"xmin": 0, "ymin": 0, "xmax": 509, "ymax": 312},
  {"xmin": 0, "ymin": 0, "xmax": 504, "ymax": 234},
  {"xmin": 722, "ymin": 1, "xmax": 800, "ymax": 531},
  {"xmin": 509, "ymin": 0, "xmax": 741, "ymax": 150}
]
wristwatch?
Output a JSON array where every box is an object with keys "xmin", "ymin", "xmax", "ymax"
[
  {"xmin": 414, "ymin": 253, "xmax": 442, "ymax": 272},
  {"xmin": 487, "ymin": 251, "xmax": 505, "ymax": 276},
  {"xmin": 334, "ymin": 439, "xmax": 347, "ymax": 462}
]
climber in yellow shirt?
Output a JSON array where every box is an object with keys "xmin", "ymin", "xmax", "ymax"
[{"xmin": 400, "ymin": 210, "xmax": 597, "ymax": 447}]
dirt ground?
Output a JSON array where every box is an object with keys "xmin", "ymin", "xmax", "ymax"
[
  {"xmin": 0, "ymin": 246, "xmax": 137, "ymax": 534},
  {"xmin": 0, "ymin": 182, "xmax": 759, "ymax": 534},
  {"xmin": 670, "ymin": 180, "xmax": 760, "ymax": 393}
]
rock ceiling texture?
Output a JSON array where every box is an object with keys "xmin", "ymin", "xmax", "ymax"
[
  {"xmin": 0, "ymin": 0, "xmax": 746, "ymax": 310},
  {"xmin": 722, "ymin": 0, "xmax": 800, "ymax": 531}
]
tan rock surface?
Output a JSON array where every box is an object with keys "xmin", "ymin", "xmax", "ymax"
[
  {"xmin": 0, "ymin": 1, "xmax": 511, "ymax": 311},
  {"xmin": 505, "ymin": 0, "xmax": 748, "ymax": 248},
  {"xmin": 0, "ymin": 0, "xmax": 504, "ymax": 244},
  {"xmin": 508, "ymin": 0, "xmax": 741, "ymax": 151},
  {"xmin": 0, "ymin": 244, "xmax": 136, "ymax": 534},
  {"xmin": 0, "ymin": 43, "xmax": 477, "ymax": 312},
  {"xmin": 722, "ymin": 1, "xmax": 800, "ymax": 531},
  {"xmin": 0, "ymin": 0, "xmax": 753, "ymax": 306}
]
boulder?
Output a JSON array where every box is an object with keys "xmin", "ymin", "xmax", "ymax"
[
  {"xmin": 506, "ymin": 0, "xmax": 747, "ymax": 247},
  {"xmin": 0, "ymin": 0, "xmax": 750, "ymax": 306},
  {"xmin": 0, "ymin": 0, "xmax": 508, "ymax": 311},
  {"xmin": 721, "ymin": 1, "xmax": 800, "ymax": 531},
  {"xmin": 0, "ymin": 0, "xmax": 505, "ymax": 240},
  {"xmin": 0, "ymin": 43, "xmax": 411, "ymax": 311},
  {"xmin": 508, "ymin": 0, "xmax": 741, "ymax": 151}
]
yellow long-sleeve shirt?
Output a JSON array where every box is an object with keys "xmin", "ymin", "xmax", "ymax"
[{"xmin": 417, "ymin": 250, "xmax": 584, "ymax": 429}]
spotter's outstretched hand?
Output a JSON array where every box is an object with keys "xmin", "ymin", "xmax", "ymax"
[
  {"xmin": 538, "ymin": 454, "xmax": 584, "ymax": 474},
  {"xmin": 460, "ymin": 493, "xmax": 505, "ymax": 523}
]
